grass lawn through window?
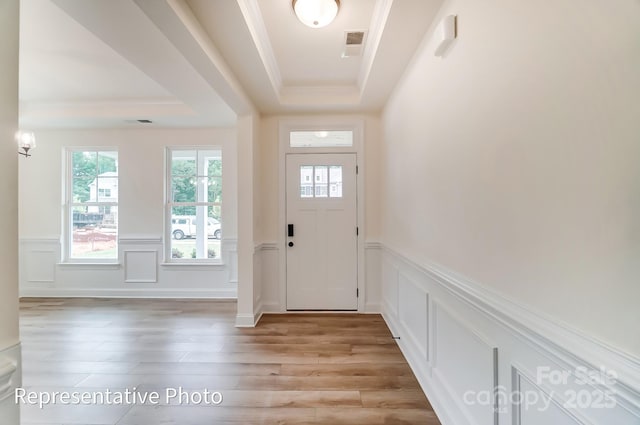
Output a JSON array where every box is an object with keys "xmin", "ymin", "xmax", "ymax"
[{"xmin": 172, "ymin": 239, "xmax": 221, "ymax": 259}]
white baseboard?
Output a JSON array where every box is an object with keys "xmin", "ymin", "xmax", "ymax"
[
  {"xmin": 235, "ymin": 313, "xmax": 260, "ymax": 327},
  {"xmin": 380, "ymin": 244, "xmax": 639, "ymax": 425}
]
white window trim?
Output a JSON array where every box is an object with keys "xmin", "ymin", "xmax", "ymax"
[
  {"xmin": 164, "ymin": 146, "xmax": 223, "ymax": 264},
  {"xmin": 63, "ymin": 147, "xmax": 119, "ymax": 264}
]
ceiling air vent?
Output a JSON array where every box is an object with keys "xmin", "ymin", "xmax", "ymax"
[
  {"xmin": 342, "ymin": 30, "xmax": 367, "ymax": 58},
  {"xmin": 346, "ymin": 31, "xmax": 365, "ymax": 45}
]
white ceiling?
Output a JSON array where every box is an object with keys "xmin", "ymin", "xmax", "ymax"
[
  {"xmin": 257, "ymin": 0, "xmax": 375, "ymax": 87},
  {"xmin": 19, "ymin": 0, "xmax": 444, "ymax": 128},
  {"xmin": 19, "ymin": 0, "xmax": 237, "ymax": 129}
]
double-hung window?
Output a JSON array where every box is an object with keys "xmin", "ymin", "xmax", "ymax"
[
  {"xmin": 67, "ymin": 149, "xmax": 118, "ymax": 261},
  {"xmin": 166, "ymin": 148, "xmax": 222, "ymax": 262}
]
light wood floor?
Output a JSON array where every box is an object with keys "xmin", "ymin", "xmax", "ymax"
[{"xmin": 19, "ymin": 298, "xmax": 441, "ymax": 425}]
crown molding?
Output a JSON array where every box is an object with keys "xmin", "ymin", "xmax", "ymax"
[
  {"xmin": 358, "ymin": 0, "xmax": 393, "ymax": 92},
  {"xmin": 237, "ymin": 0, "xmax": 283, "ymax": 100},
  {"xmin": 237, "ymin": 0, "xmax": 392, "ymax": 108}
]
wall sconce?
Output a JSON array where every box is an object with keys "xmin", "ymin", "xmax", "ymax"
[{"xmin": 16, "ymin": 131, "xmax": 36, "ymax": 158}]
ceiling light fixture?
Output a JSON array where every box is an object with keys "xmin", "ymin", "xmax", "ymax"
[
  {"xmin": 293, "ymin": 0, "xmax": 339, "ymax": 28},
  {"xmin": 16, "ymin": 131, "xmax": 36, "ymax": 158}
]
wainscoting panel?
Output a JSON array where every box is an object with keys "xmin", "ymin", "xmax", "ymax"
[
  {"xmin": 381, "ymin": 255, "xmax": 399, "ymax": 317},
  {"xmin": 375, "ymin": 244, "xmax": 640, "ymax": 425},
  {"xmin": 253, "ymin": 244, "xmax": 263, "ymax": 319},
  {"xmin": 432, "ymin": 301, "xmax": 497, "ymax": 425},
  {"xmin": 223, "ymin": 238, "xmax": 238, "ymax": 285},
  {"xmin": 519, "ymin": 377, "xmax": 581, "ymax": 425},
  {"xmin": 398, "ymin": 272, "xmax": 429, "ymax": 361},
  {"xmin": 259, "ymin": 243, "xmax": 280, "ymax": 313},
  {"xmin": 124, "ymin": 250, "xmax": 157, "ymax": 283},
  {"xmin": 364, "ymin": 242, "xmax": 382, "ymax": 312},
  {"xmin": 20, "ymin": 239, "xmax": 59, "ymax": 288},
  {"xmin": 25, "ymin": 250, "xmax": 56, "ymax": 283},
  {"xmin": 20, "ymin": 237, "xmax": 237, "ymax": 298},
  {"xmin": 0, "ymin": 343, "xmax": 21, "ymax": 424}
]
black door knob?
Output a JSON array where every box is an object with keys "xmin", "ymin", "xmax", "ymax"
[{"xmin": 288, "ymin": 241, "xmax": 294, "ymax": 247}]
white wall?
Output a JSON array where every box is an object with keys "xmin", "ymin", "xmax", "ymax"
[
  {"xmin": 382, "ymin": 0, "xmax": 640, "ymax": 357},
  {"xmin": 0, "ymin": 0, "xmax": 22, "ymax": 422},
  {"xmin": 19, "ymin": 128, "xmax": 238, "ymax": 298},
  {"xmin": 379, "ymin": 0, "xmax": 640, "ymax": 423},
  {"xmin": 236, "ymin": 113, "xmax": 261, "ymax": 326}
]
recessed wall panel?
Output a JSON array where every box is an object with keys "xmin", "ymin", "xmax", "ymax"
[
  {"xmin": 124, "ymin": 250, "xmax": 157, "ymax": 283},
  {"xmin": 26, "ymin": 250, "xmax": 56, "ymax": 283},
  {"xmin": 398, "ymin": 273, "xmax": 428, "ymax": 360}
]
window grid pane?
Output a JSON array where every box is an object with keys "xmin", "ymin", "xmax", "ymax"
[
  {"xmin": 168, "ymin": 148, "xmax": 222, "ymax": 261},
  {"xmin": 69, "ymin": 149, "xmax": 118, "ymax": 260},
  {"xmin": 71, "ymin": 205, "xmax": 118, "ymax": 259},
  {"xmin": 300, "ymin": 165, "xmax": 343, "ymax": 199},
  {"xmin": 300, "ymin": 166, "xmax": 313, "ymax": 198},
  {"xmin": 314, "ymin": 166, "xmax": 328, "ymax": 198},
  {"xmin": 329, "ymin": 166, "xmax": 343, "ymax": 198}
]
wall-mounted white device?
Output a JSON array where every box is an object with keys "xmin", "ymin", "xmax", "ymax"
[{"xmin": 434, "ymin": 15, "xmax": 457, "ymax": 57}]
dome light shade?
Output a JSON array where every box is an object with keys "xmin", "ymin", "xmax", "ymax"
[{"xmin": 293, "ymin": 0, "xmax": 339, "ymax": 28}]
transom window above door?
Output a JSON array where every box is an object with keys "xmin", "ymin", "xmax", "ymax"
[
  {"xmin": 290, "ymin": 130, "xmax": 353, "ymax": 148},
  {"xmin": 300, "ymin": 165, "xmax": 343, "ymax": 198}
]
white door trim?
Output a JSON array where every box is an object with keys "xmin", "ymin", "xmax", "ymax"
[{"xmin": 278, "ymin": 117, "xmax": 366, "ymax": 313}]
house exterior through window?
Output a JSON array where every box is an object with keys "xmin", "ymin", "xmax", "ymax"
[
  {"xmin": 166, "ymin": 148, "xmax": 222, "ymax": 262},
  {"xmin": 66, "ymin": 149, "xmax": 118, "ymax": 261}
]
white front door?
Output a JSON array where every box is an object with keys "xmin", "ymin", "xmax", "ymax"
[{"xmin": 286, "ymin": 153, "xmax": 358, "ymax": 310}]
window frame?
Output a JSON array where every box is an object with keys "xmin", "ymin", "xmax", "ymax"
[
  {"xmin": 64, "ymin": 148, "xmax": 119, "ymax": 264},
  {"xmin": 165, "ymin": 146, "xmax": 223, "ymax": 264}
]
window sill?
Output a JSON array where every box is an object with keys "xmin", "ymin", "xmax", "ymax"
[
  {"xmin": 161, "ymin": 262, "xmax": 225, "ymax": 270},
  {"xmin": 57, "ymin": 262, "xmax": 121, "ymax": 270}
]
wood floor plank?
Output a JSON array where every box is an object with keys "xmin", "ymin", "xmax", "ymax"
[
  {"xmin": 360, "ymin": 390, "xmax": 432, "ymax": 409},
  {"xmin": 315, "ymin": 407, "xmax": 441, "ymax": 424},
  {"xmin": 19, "ymin": 299, "xmax": 441, "ymax": 425},
  {"xmin": 280, "ymin": 363, "xmax": 415, "ymax": 377},
  {"xmin": 217, "ymin": 390, "xmax": 362, "ymax": 408},
  {"xmin": 233, "ymin": 376, "xmax": 422, "ymax": 391},
  {"xmin": 129, "ymin": 362, "xmax": 281, "ymax": 376},
  {"xmin": 219, "ymin": 343, "xmax": 353, "ymax": 353}
]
